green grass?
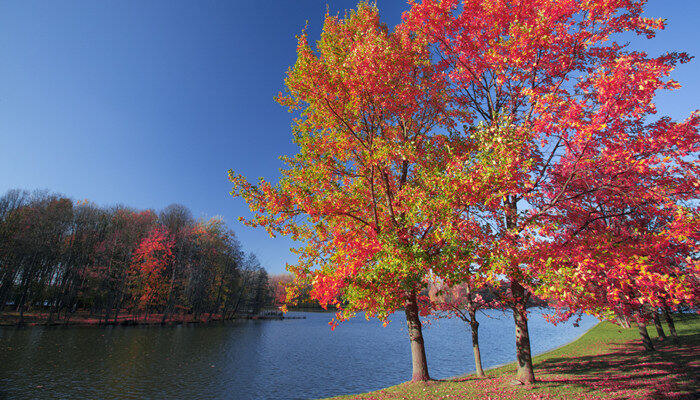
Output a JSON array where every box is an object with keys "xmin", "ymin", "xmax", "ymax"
[{"xmin": 326, "ymin": 314, "xmax": 700, "ymax": 399}]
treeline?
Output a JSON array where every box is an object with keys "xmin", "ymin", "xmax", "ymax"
[
  {"xmin": 0, "ymin": 189, "xmax": 272, "ymax": 325},
  {"xmin": 268, "ymin": 274, "xmax": 336, "ymax": 311}
]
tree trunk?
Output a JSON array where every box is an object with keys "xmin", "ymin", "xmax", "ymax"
[
  {"xmin": 230, "ymin": 279, "xmax": 249, "ymax": 317},
  {"xmin": 222, "ymin": 302, "xmax": 230, "ymax": 321},
  {"xmin": 404, "ymin": 290, "xmax": 430, "ymax": 382},
  {"xmin": 616, "ymin": 314, "xmax": 631, "ymax": 328},
  {"xmin": 113, "ymin": 291, "xmax": 124, "ymax": 324},
  {"xmin": 662, "ymin": 306, "xmax": 678, "ymax": 339},
  {"xmin": 16, "ymin": 274, "xmax": 31, "ymax": 325},
  {"xmin": 652, "ymin": 311, "xmax": 666, "ymax": 341},
  {"xmin": 103, "ymin": 305, "xmax": 111, "ymax": 325},
  {"xmin": 113, "ymin": 306, "xmax": 120, "ymax": 324},
  {"xmin": 469, "ymin": 313, "xmax": 485, "ymax": 378},
  {"xmin": 637, "ymin": 320, "xmax": 655, "ymax": 351},
  {"xmin": 0, "ymin": 268, "xmax": 17, "ymax": 312},
  {"xmin": 162, "ymin": 265, "xmax": 177, "ymax": 324},
  {"xmin": 48, "ymin": 302, "xmax": 55, "ymax": 323},
  {"xmin": 207, "ymin": 281, "xmax": 224, "ymax": 323},
  {"xmin": 462, "ymin": 282, "xmax": 485, "ymax": 378},
  {"xmin": 511, "ymin": 282, "xmax": 535, "ymax": 384}
]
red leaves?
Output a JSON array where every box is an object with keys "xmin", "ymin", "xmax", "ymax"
[
  {"xmin": 535, "ymin": 205, "xmax": 699, "ymax": 322},
  {"xmin": 230, "ymin": 0, "xmax": 699, "ymax": 339},
  {"xmin": 129, "ymin": 226, "xmax": 174, "ymax": 310}
]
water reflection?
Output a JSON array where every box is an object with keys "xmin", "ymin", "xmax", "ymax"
[{"xmin": 0, "ymin": 309, "xmax": 597, "ymax": 399}]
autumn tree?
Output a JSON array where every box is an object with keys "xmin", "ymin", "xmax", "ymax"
[
  {"xmin": 403, "ymin": 0, "xmax": 699, "ymax": 383},
  {"xmin": 247, "ymin": 268, "xmax": 271, "ymax": 316},
  {"xmin": 89, "ymin": 208, "xmax": 158, "ymax": 322},
  {"xmin": 227, "ymin": 253, "xmax": 263, "ymax": 317},
  {"xmin": 429, "ymin": 276, "xmax": 499, "ymax": 377},
  {"xmin": 187, "ymin": 217, "xmax": 244, "ymax": 320},
  {"xmin": 158, "ymin": 204, "xmax": 196, "ymax": 322},
  {"xmin": 0, "ymin": 189, "xmax": 31, "ymax": 311},
  {"xmin": 128, "ymin": 226, "xmax": 174, "ymax": 318},
  {"xmin": 0, "ymin": 192, "xmax": 73, "ymax": 323},
  {"xmin": 269, "ymin": 274, "xmax": 294, "ymax": 308},
  {"xmin": 536, "ymin": 203, "xmax": 698, "ymax": 351},
  {"xmin": 50, "ymin": 200, "xmax": 108, "ymax": 321},
  {"xmin": 229, "ymin": 3, "xmax": 465, "ymax": 381}
]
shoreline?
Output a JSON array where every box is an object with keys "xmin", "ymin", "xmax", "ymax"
[{"xmin": 0, "ymin": 311, "xmax": 303, "ymax": 327}]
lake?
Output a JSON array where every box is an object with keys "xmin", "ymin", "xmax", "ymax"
[{"xmin": 0, "ymin": 309, "xmax": 597, "ymax": 399}]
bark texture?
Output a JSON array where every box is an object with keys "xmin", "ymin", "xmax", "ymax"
[
  {"xmin": 652, "ymin": 311, "xmax": 666, "ymax": 340},
  {"xmin": 662, "ymin": 306, "xmax": 678, "ymax": 339},
  {"xmin": 469, "ymin": 314, "xmax": 485, "ymax": 377},
  {"xmin": 637, "ymin": 321, "xmax": 655, "ymax": 351},
  {"xmin": 511, "ymin": 282, "xmax": 535, "ymax": 384},
  {"xmin": 405, "ymin": 290, "xmax": 430, "ymax": 382}
]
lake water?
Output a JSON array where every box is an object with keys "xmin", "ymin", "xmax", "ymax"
[{"xmin": 0, "ymin": 309, "xmax": 597, "ymax": 399}]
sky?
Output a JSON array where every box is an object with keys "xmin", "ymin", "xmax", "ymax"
[{"xmin": 0, "ymin": 1, "xmax": 698, "ymax": 274}]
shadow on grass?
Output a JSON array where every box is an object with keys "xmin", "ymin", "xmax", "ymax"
[{"xmin": 533, "ymin": 335, "xmax": 699, "ymax": 399}]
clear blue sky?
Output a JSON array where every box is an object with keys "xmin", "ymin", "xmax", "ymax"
[{"xmin": 0, "ymin": 1, "xmax": 698, "ymax": 274}]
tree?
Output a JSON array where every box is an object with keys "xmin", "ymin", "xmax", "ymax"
[
  {"xmin": 0, "ymin": 189, "xmax": 30, "ymax": 311},
  {"xmin": 158, "ymin": 204, "xmax": 196, "ymax": 322},
  {"xmin": 128, "ymin": 226, "xmax": 174, "ymax": 318},
  {"xmin": 228, "ymin": 253, "xmax": 262, "ymax": 317},
  {"xmin": 50, "ymin": 200, "xmax": 107, "ymax": 321},
  {"xmin": 535, "ymin": 204, "xmax": 698, "ymax": 351},
  {"xmin": 429, "ymin": 276, "xmax": 500, "ymax": 378},
  {"xmin": 269, "ymin": 274, "xmax": 293, "ymax": 309},
  {"xmin": 403, "ymin": 0, "xmax": 699, "ymax": 383},
  {"xmin": 191, "ymin": 217, "xmax": 243, "ymax": 321},
  {"xmin": 230, "ymin": 3, "xmax": 459, "ymax": 381}
]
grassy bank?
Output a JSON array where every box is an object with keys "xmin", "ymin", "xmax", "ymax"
[{"xmin": 328, "ymin": 314, "xmax": 699, "ymax": 399}]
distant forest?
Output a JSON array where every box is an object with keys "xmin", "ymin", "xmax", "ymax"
[{"xmin": 0, "ymin": 188, "xmax": 277, "ymax": 325}]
